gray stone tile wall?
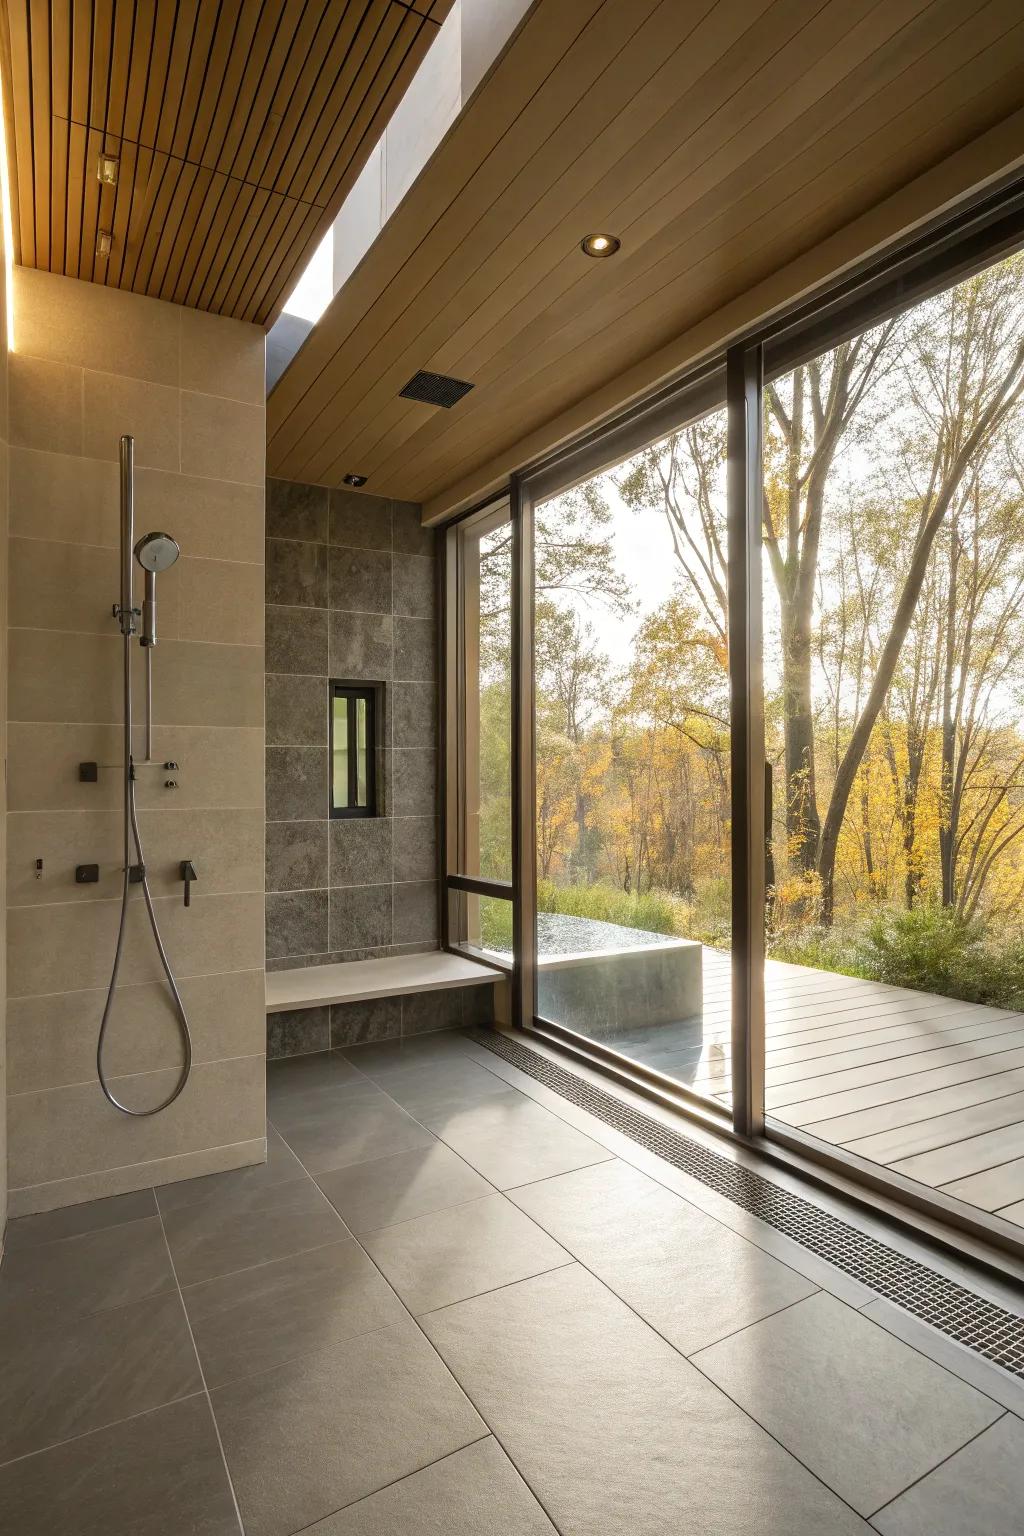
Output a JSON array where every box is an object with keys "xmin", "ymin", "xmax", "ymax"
[{"xmin": 265, "ymin": 479, "xmax": 440, "ymax": 972}]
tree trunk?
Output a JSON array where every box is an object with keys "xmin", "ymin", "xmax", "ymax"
[
  {"xmin": 782, "ymin": 608, "xmax": 821, "ymax": 872},
  {"xmin": 817, "ymin": 333, "xmax": 1024, "ymax": 924}
]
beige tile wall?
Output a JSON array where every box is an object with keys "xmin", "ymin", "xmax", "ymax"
[
  {"xmin": 5, "ymin": 267, "xmax": 266, "ymax": 1217},
  {"xmin": 0, "ymin": 238, "xmax": 8, "ymax": 1240}
]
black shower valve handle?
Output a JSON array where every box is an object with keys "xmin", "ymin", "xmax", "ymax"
[{"xmin": 180, "ymin": 860, "xmax": 198, "ymax": 907}]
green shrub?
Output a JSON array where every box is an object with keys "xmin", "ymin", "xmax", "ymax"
[
  {"xmin": 536, "ymin": 880, "xmax": 679, "ymax": 935},
  {"xmin": 773, "ymin": 903, "xmax": 1024, "ymax": 1011}
]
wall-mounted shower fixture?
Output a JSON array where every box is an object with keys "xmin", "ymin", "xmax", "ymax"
[{"xmin": 98, "ymin": 435, "xmax": 193, "ymax": 1117}]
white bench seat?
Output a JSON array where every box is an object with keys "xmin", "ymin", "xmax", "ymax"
[{"xmin": 266, "ymin": 951, "xmax": 502, "ymax": 1013}]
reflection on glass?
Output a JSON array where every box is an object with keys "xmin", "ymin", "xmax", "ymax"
[
  {"xmin": 448, "ymin": 888, "xmax": 512, "ymax": 961},
  {"xmin": 532, "ymin": 411, "xmax": 732, "ymax": 1107},
  {"xmin": 355, "ymin": 696, "xmax": 368, "ymax": 806},
  {"xmin": 332, "ymin": 696, "xmax": 349, "ymax": 807},
  {"xmin": 462, "ymin": 517, "xmax": 513, "ymax": 881},
  {"xmin": 760, "ymin": 249, "xmax": 1024, "ymax": 1235}
]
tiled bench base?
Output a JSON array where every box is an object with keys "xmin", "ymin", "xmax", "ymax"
[{"xmin": 268, "ymin": 985, "xmax": 496, "ymax": 1059}]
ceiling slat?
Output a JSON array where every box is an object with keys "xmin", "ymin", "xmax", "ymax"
[
  {"xmin": 265, "ymin": 0, "xmax": 1024, "ymax": 510},
  {"xmin": 0, "ymin": 0, "xmax": 453, "ymax": 320}
]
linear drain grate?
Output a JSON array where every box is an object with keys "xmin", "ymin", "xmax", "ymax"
[{"xmin": 470, "ymin": 1029, "xmax": 1024, "ymax": 1380}]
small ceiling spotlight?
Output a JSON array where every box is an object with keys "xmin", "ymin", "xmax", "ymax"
[
  {"xmin": 97, "ymin": 153, "xmax": 119, "ymax": 186},
  {"xmin": 97, "ymin": 230, "xmax": 113, "ymax": 257},
  {"xmin": 342, "ymin": 473, "xmax": 368, "ymax": 488},
  {"xmin": 580, "ymin": 232, "xmax": 620, "ymax": 258}
]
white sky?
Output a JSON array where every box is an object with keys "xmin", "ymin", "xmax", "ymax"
[{"xmin": 283, "ymin": 227, "xmax": 334, "ymax": 323}]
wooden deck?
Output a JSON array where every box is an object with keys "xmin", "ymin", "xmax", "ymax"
[{"xmin": 601, "ymin": 950, "xmax": 1024, "ymax": 1234}]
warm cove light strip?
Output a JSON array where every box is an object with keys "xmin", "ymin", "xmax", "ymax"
[{"xmin": 0, "ymin": 72, "xmax": 15, "ymax": 350}]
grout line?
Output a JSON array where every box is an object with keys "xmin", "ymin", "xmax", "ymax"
[
  {"xmin": 7, "ymin": 1052, "xmax": 265, "ymax": 1099},
  {"xmin": 863, "ymin": 1413, "xmax": 1006, "ymax": 1523},
  {"xmin": 154, "ymin": 1203, "xmax": 246, "ymax": 1535},
  {"xmin": 0, "ymin": 1392, "xmax": 209, "ymax": 1475},
  {"xmin": 267, "ymin": 1081, "xmax": 569, "ymax": 1535}
]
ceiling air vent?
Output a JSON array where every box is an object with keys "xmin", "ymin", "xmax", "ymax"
[{"xmin": 399, "ymin": 370, "xmax": 475, "ymax": 409}]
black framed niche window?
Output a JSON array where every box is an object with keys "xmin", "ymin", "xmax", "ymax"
[{"xmin": 330, "ymin": 682, "xmax": 380, "ymax": 818}]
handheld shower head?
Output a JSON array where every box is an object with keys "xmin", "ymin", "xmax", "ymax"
[
  {"xmin": 135, "ymin": 531, "xmax": 179, "ymax": 573},
  {"xmin": 134, "ymin": 532, "xmax": 179, "ymax": 650}
]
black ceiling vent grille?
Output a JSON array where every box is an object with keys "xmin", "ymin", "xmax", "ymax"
[{"xmin": 400, "ymin": 369, "xmax": 475, "ymax": 409}]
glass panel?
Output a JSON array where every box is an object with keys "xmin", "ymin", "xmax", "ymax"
[
  {"xmin": 332, "ymin": 695, "xmax": 350, "ymax": 808},
  {"xmin": 460, "ymin": 511, "xmax": 513, "ymax": 881},
  {"xmin": 355, "ymin": 696, "xmax": 368, "ymax": 807},
  {"xmin": 761, "ymin": 248, "xmax": 1024, "ymax": 1235},
  {"xmin": 533, "ymin": 409, "xmax": 732, "ymax": 1109},
  {"xmin": 447, "ymin": 888, "xmax": 513, "ymax": 963}
]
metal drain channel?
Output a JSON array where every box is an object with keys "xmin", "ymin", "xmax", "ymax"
[{"xmin": 471, "ymin": 1028, "xmax": 1024, "ymax": 1380}]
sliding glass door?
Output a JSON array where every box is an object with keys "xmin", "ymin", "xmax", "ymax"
[
  {"xmin": 524, "ymin": 402, "xmax": 740, "ymax": 1119},
  {"xmin": 759, "ymin": 246, "xmax": 1024, "ymax": 1239},
  {"xmin": 442, "ymin": 180, "xmax": 1024, "ymax": 1256},
  {"xmin": 444, "ymin": 497, "xmax": 515, "ymax": 962}
]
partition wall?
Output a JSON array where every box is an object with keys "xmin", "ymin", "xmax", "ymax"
[{"xmin": 443, "ymin": 175, "xmax": 1024, "ymax": 1261}]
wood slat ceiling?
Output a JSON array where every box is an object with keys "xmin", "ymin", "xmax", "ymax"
[
  {"xmin": 0, "ymin": 0, "xmax": 453, "ymax": 324},
  {"xmin": 266, "ymin": 0, "xmax": 1024, "ymax": 513}
]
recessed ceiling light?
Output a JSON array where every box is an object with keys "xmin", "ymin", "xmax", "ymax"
[
  {"xmin": 580, "ymin": 232, "xmax": 620, "ymax": 258},
  {"xmin": 97, "ymin": 231, "xmax": 113, "ymax": 257},
  {"xmin": 97, "ymin": 154, "xmax": 119, "ymax": 186},
  {"xmin": 343, "ymin": 473, "xmax": 368, "ymax": 488}
]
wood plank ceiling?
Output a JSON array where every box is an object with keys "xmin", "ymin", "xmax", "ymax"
[
  {"xmin": 0, "ymin": 0, "xmax": 453, "ymax": 324},
  {"xmin": 266, "ymin": 0, "xmax": 1024, "ymax": 512}
]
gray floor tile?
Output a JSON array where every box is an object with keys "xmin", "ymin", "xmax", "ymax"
[
  {"xmin": 379, "ymin": 1059, "xmax": 526, "ymax": 1126},
  {"xmin": 185, "ymin": 1237, "xmax": 406, "ymax": 1387},
  {"xmin": 861, "ymin": 1298, "xmax": 1024, "ymax": 1417},
  {"xmin": 156, "ymin": 1125, "xmax": 302, "ymax": 1213},
  {"xmin": 0, "ymin": 1215, "xmax": 176, "ymax": 1322},
  {"xmin": 212, "ymin": 1316, "xmax": 484, "ymax": 1536},
  {"xmin": 272, "ymin": 1083, "xmax": 436, "ymax": 1176},
  {"xmin": 362, "ymin": 1193, "xmax": 570, "ymax": 1314},
  {"xmin": 872, "ymin": 1413, "xmax": 1024, "ymax": 1535},
  {"xmin": 422, "ymin": 1264, "xmax": 871, "ymax": 1535},
  {"xmin": 162, "ymin": 1175, "xmax": 347, "ymax": 1286},
  {"xmin": 301, "ymin": 1437, "xmax": 557, "ymax": 1533},
  {"xmin": 317, "ymin": 1142, "xmax": 493, "ymax": 1233},
  {"xmin": 0, "ymin": 1291, "xmax": 201, "ymax": 1464},
  {"xmin": 691, "ymin": 1291, "xmax": 1001, "ymax": 1516},
  {"xmin": 2, "ymin": 1187, "xmax": 157, "ymax": 1251},
  {"xmin": 0, "ymin": 1395, "xmax": 239, "ymax": 1536},
  {"xmin": 341, "ymin": 1031, "xmax": 475, "ymax": 1079},
  {"xmin": 267, "ymin": 1048, "xmax": 365, "ymax": 1102},
  {"xmin": 267, "ymin": 1075, "xmax": 389, "ymax": 1131},
  {"xmin": 510, "ymin": 1158, "xmax": 817, "ymax": 1354},
  {"xmin": 431, "ymin": 1094, "xmax": 613, "ymax": 1189}
]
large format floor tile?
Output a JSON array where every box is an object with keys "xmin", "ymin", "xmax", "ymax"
[
  {"xmin": 2, "ymin": 1187, "xmax": 157, "ymax": 1250},
  {"xmin": 185, "ymin": 1237, "xmax": 406, "ymax": 1387},
  {"xmin": 341, "ymin": 1032, "xmax": 476, "ymax": 1080},
  {"xmin": 422, "ymin": 1264, "xmax": 872, "ymax": 1535},
  {"xmin": 510, "ymin": 1158, "xmax": 816, "ymax": 1354},
  {"xmin": 271, "ymin": 1081, "xmax": 436, "ymax": 1175},
  {"xmin": 377, "ymin": 1059, "xmax": 523, "ymax": 1127},
  {"xmin": 161, "ymin": 1175, "xmax": 347, "ymax": 1286},
  {"xmin": 267, "ymin": 1048, "xmax": 364, "ymax": 1101},
  {"xmin": 317, "ymin": 1141, "xmax": 492, "ymax": 1233},
  {"xmin": 156, "ymin": 1123, "xmax": 301, "ymax": 1213},
  {"xmin": 0, "ymin": 1395, "xmax": 239, "ymax": 1536},
  {"xmin": 0, "ymin": 1291, "xmax": 201, "ymax": 1463},
  {"xmin": 692, "ymin": 1291, "xmax": 1002, "ymax": 1516},
  {"xmin": 432, "ymin": 1094, "xmax": 613, "ymax": 1189},
  {"xmin": 303, "ymin": 1437, "xmax": 557, "ymax": 1534},
  {"xmin": 212, "ymin": 1316, "xmax": 485, "ymax": 1536},
  {"xmin": 0, "ymin": 1214, "xmax": 175, "ymax": 1321},
  {"xmin": 872, "ymin": 1413, "xmax": 1024, "ymax": 1535},
  {"xmin": 362, "ymin": 1193, "xmax": 571, "ymax": 1314}
]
